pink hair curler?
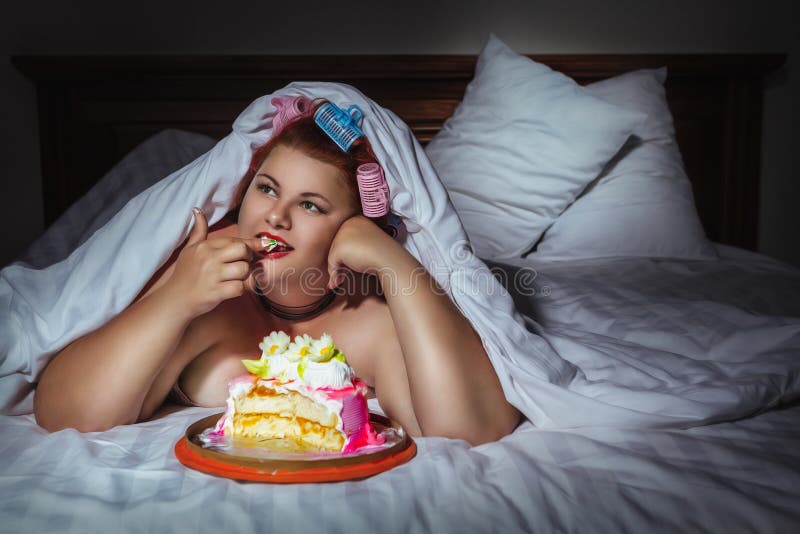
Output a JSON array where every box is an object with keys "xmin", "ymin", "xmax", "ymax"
[
  {"xmin": 356, "ymin": 163, "xmax": 390, "ymax": 217},
  {"xmin": 271, "ymin": 95, "xmax": 312, "ymax": 135}
]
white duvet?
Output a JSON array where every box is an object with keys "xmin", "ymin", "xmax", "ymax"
[
  {"xmin": 1, "ymin": 83, "xmax": 800, "ymax": 435},
  {"xmin": 1, "ymin": 247, "xmax": 799, "ymax": 532}
]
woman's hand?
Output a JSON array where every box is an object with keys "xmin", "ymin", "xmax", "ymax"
[
  {"xmin": 163, "ymin": 208, "xmax": 268, "ymax": 317},
  {"xmin": 326, "ymin": 215, "xmax": 406, "ymax": 288}
]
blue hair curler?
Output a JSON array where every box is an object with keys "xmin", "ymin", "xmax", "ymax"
[
  {"xmin": 314, "ymin": 102, "xmax": 364, "ymax": 152},
  {"xmin": 385, "ymin": 212, "xmax": 407, "ymax": 240}
]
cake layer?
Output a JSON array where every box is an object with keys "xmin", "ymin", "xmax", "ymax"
[
  {"xmin": 236, "ymin": 385, "xmax": 339, "ymax": 428},
  {"xmin": 233, "ymin": 413, "xmax": 345, "ymax": 451}
]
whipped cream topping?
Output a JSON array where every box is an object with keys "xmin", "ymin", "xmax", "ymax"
[
  {"xmin": 301, "ymin": 359, "xmax": 356, "ymax": 390},
  {"xmin": 242, "ymin": 331, "xmax": 355, "ymax": 390}
]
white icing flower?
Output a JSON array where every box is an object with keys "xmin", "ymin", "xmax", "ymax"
[
  {"xmin": 242, "ymin": 331, "xmax": 353, "ymax": 386},
  {"xmin": 308, "ymin": 333, "xmax": 336, "ymax": 362},
  {"xmin": 259, "ymin": 330, "xmax": 291, "ymax": 358},
  {"xmin": 286, "ymin": 334, "xmax": 314, "ymax": 362}
]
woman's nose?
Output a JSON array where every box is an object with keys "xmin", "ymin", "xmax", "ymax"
[{"xmin": 267, "ymin": 204, "xmax": 291, "ymax": 229}]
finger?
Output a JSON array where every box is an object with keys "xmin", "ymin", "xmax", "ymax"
[
  {"xmin": 244, "ymin": 236, "xmax": 278, "ymax": 252},
  {"xmin": 204, "ymin": 236, "xmax": 238, "ymax": 249},
  {"xmin": 208, "ymin": 237, "xmax": 277, "ymax": 252},
  {"xmin": 218, "ymin": 280, "xmax": 246, "ymax": 301},
  {"xmin": 214, "ymin": 241, "xmax": 252, "ymax": 263},
  {"xmin": 207, "ymin": 236, "xmax": 274, "ymax": 253},
  {"xmin": 218, "ymin": 260, "xmax": 251, "ymax": 282},
  {"xmin": 188, "ymin": 208, "xmax": 208, "ymax": 245}
]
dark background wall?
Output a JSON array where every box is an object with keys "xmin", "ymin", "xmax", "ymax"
[{"xmin": 2, "ymin": 0, "xmax": 797, "ymax": 267}]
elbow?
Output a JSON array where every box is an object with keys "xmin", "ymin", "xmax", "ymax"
[
  {"xmin": 33, "ymin": 384, "xmax": 64, "ymax": 432},
  {"xmin": 35, "ymin": 407, "xmax": 128, "ymax": 434},
  {"xmin": 467, "ymin": 406, "xmax": 522, "ymax": 446},
  {"xmin": 34, "ymin": 388, "xmax": 131, "ymax": 434},
  {"xmin": 422, "ymin": 403, "xmax": 522, "ymax": 446}
]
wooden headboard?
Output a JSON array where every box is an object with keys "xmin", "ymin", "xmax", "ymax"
[{"xmin": 11, "ymin": 54, "xmax": 785, "ymax": 250}]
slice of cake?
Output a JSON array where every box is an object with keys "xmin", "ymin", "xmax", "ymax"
[{"xmin": 211, "ymin": 331, "xmax": 385, "ymax": 453}]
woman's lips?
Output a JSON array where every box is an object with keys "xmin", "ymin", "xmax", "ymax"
[
  {"xmin": 255, "ymin": 231, "xmax": 293, "ymax": 258},
  {"xmin": 258, "ymin": 249, "xmax": 292, "ymax": 259},
  {"xmin": 256, "ymin": 231, "xmax": 291, "ymax": 247},
  {"xmin": 255, "ymin": 245, "xmax": 293, "ymax": 259}
]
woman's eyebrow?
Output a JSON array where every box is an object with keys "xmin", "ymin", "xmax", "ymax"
[
  {"xmin": 256, "ymin": 173, "xmax": 332, "ymax": 204},
  {"xmin": 257, "ymin": 173, "xmax": 280, "ymax": 186}
]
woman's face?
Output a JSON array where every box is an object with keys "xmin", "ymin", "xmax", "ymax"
[{"xmin": 238, "ymin": 144, "xmax": 360, "ymax": 294}]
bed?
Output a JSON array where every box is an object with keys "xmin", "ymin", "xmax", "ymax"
[{"xmin": 2, "ymin": 37, "xmax": 799, "ymax": 533}]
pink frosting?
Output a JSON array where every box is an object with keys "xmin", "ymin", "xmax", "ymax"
[
  {"xmin": 343, "ymin": 421, "xmax": 387, "ymax": 453},
  {"xmin": 229, "ymin": 373, "xmax": 258, "ymax": 387}
]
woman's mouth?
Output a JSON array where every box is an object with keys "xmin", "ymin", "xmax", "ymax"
[{"xmin": 256, "ymin": 232, "xmax": 293, "ymax": 258}]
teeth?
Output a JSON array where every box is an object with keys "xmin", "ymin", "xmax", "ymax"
[{"xmin": 259, "ymin": 236, "xmax": 288, "ymax": 250}]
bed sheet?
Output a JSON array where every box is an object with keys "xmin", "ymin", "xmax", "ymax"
[
  {"xmin": 1, "ymin": 249, "xmax": 798, "ymax": 532},
  {"xmin": 0, "ymin": 399, "xmax": 797, "ymax": 533},
  {"xmin": 483, "ymin": 244, "xmax": 800, "ymax": 428}
]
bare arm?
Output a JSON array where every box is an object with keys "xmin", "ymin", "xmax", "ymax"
[
  {"xmin": 377, "ymin": 248, "xmax": 520, "ymax": 444},
  {"xmin": 34, "ymin": 283, "xmax": 197, "ymax": 432},
  {"xmin": 34, "ymin": 209, "xmax": 268, "ymax": 433},
  {"xmin": 328, "ymin": 217, "xmax": 521, "ymax": 445}
]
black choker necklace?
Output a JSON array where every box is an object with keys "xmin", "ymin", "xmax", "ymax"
[{"xmin": 254, "ymin": 284, "xmax": 337, "ymax": 321}]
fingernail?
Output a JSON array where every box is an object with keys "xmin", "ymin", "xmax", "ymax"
[{"xmin": 192, "ymin": 207, "xmax": 200, "ymax": 215}]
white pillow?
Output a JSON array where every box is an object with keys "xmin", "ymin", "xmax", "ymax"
[
  {"xmin": 425, "ymin": 34, "xmax": 645, "ymax": 260},
  {"xmin": 529, "ymin": 68, "xmax": 718, "ymax": 260}
]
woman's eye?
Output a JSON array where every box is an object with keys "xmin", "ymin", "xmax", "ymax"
[
  {"xmin": 257, "ymin": 184, "xmax": 277, "ymax": 196},
  {"xmin": 300, "ymin": 201, "xmax": 326, "ymax": 214},
  {"xmin": 257, "ymin": 184, "xmax": 326, "ymax": 214}
]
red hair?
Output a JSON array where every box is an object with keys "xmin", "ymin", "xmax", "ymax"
[{"xmin": 228, "ymin": 102, "xmax": 388, "ymax": 231}]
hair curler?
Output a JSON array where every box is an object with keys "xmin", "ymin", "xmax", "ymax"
[
  {"xmin": 384, "ymin": 212, "xmax": 407, "ymax": 240},
  {"xmin": 271, "ymin": 95, "xmax": 312, "ymax": 135},
  {"xmin": 356, "ymin": 163, "xmax": 390, "ymax": 217},
  {"xmin": 310, "ymin": 100, "xmax": 394, "ymax": 222},
  {"xmin": 314, "ymin": 102, "xmax": 364, "ymax": 152}
]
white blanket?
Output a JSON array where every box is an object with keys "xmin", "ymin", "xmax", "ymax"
[
  {"xmin": 1, "ymin": 83, "xmax": 799, "ymax": 432},
  {"xmin": 1, "ymin": 250, "xmax": 799, "ymax": 532}
]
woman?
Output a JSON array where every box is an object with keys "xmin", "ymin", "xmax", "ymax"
[{"xmin": 33, "ymin": 99, "xmax": 520, "ymax": 445}]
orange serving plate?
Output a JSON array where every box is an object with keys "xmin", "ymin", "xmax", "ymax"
[{"xmin": 174, "ymin": 412, "xmax": 416, "ymax": 483}]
